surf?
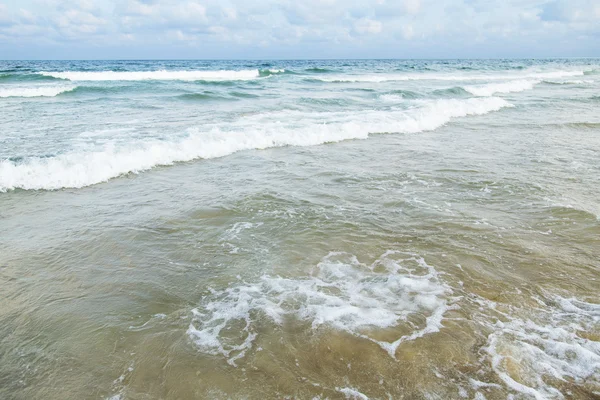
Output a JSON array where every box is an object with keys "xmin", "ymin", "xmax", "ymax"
[{"xmin": 0, "ymin": 97, "xmax": 512, "ymax": 191}]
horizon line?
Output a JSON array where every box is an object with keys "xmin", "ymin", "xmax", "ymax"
[{"xmin": 2, "ymin": 56, "xmax": 600, "ymax": 62}]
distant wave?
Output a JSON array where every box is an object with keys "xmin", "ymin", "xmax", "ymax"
[
  {"xmin": 379, "ymin": 94, "xmax": 405, "ymax": 103},
  {"xmin": 533, "ymin": 121, "xmax": 600, "ymax": 130},
  {"xmin": 558, "ymin": 122, "xmax": 600, "ymax": 129},
  {"xmin": 379, "ymin": 90, "xmax": 420, "ymax": 102},
  {"xmin": 0, "ymin": 85, "xmax": 77, "ymax": 98},
  {"xmin": 297, "ymin": 97, "xmax": 353, "ymax": 107},
  {"xmin": 61, "ymin": 85, "xmax": 130, "ymax": 96},
  {"xmin": 305, "ymin": 67, "xmax": 336, "ymax": 73},
  {"xmin": 229, "ymin": 91, "xmax": 260, "ymax": 99},
  {"xmin": 0, "ymin": 73, "xmax": 62, "ymax": 82},
  {"xmin": 390, "ymin": 80, "xmax": 537, "ymax": 99},
  {"xmin": 432, "ymin": 87, "xmax": 471, "ymax": 97},
  {"xmin": 38, "ymin": 69, "xmax": 279, "ymax": 82},
  {"xmin": 464, "ymin": 80, "xmax": 538, "ymax": 96},
  {"xmin": 541, "ymin": 79, "xmax": 594, "ymax": 85},
  {"xmin": 176, "ymin": 92, "xmax": 233, "ymax": 102},
  {"xmin": 259, "ymin": 68, "xmax": 286, "ymax": 76},
  {"xmin": 309, "ymin": 70, "xmax": 587, "ymax": 83},
  {"xmin": 0, "ymin": 97, "xmax": 511, "ymax": 191}
]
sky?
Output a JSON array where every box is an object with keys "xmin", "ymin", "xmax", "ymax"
[{"xmin": 0, "ymin": 0, "xmax": 599, "ymax": 59}]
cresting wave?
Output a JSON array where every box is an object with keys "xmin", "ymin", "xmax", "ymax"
[
  {"xmin": 312, "ymin": 70, "xmax": 586, "ymax": 83},
  {"xmin": 0, "ymin": 72, "xmax": 60, "ymax": 82},
  {"xmin": 0, "ymin": 85, "xmax": 76, "ymax": 98},
  {"xmin": 0, "ymin": 97, "xmax": 511, "ymax": 191},
  {"xmin": 464, "ymin": 80, "xmax": 539, "ymax": 96},
  {"xmin": 187, "ymin": 251, "xmax": 453, "ymax": 365},
  {"xmin": 38, "ymin": 69, "xmax": 283, "ymax": 81},
  {"xmin": 542, "ymin": 79, "xmax": 594, "ymax": 85}
]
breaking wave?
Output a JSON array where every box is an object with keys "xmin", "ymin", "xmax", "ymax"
[
  {"xmin": 310, "ymin": 70, "xmax": 587, "ymax": 83},
  {"xmin": 0, "ymin": 85, "xmax": 77, "ymax": 98},
  {"xmin": 38, "ymin": 69, "xmax": 271, "ymax": 82},
  {"xmin": 0, "ymin": 97, "xmax": 511, "ymax": 191},
  {"xmin": 464, "ymin": 80, "xmax": 539, "ymax": 96}
]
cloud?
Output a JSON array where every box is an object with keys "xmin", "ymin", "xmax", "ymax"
[
  {"xmin": 0, "ymin": 5, "xmax": 12, "ymax": 26},
  {"xmin": 53, "ymin": 9, "xmax": 108, "ymax": 36},
  {"xmin": 0, "ymin": 0, "xmax": 598, "ymax": 58},
  {"xmin": 354, "ymin": 18, "xmax": 382, "ymax": 35},
  {"xmin": 401, "ymin": 24, "xmax": 414, "ymax": 40},
  {"xmin": 403, "ymin": 0, "xmax": 421, "ymax": 15}
]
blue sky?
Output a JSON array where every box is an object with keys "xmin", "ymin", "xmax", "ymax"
[{"xmin": 0, "ymin": 0, "xmax": 599, "ymax": 59}]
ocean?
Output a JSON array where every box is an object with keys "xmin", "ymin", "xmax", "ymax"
[{"xmin": 0, "ymin": 59, "xmax": 599, "ymax": 399}]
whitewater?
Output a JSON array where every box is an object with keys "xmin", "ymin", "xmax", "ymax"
[
  {"xmin": 0, "ymin": 97, "xmax": 510, "ymax": 191},
  {"xmin": 1, "ymin": 59, "xmax": 599, "ymax": 400},
  {"xmin": 3, "ymin": 59, "xmax": 595, "ymax": 191}
]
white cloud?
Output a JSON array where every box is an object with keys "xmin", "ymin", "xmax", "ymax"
[
  {"xmin": 222, "ymin": 7, "xmax": 237, "ymax": 21},
  {"xmin": 401, "ymin": 24, "xmax": 414, "ymax": 39},
  {"xmin": 125, "ymin": 1, "xmax": 154, "ymax": 17},
  {"xmin": 53, "ymin": 9, "xmax": 107, "ymax": 36},
  {"xmin": 0, "ymin": 0, "xmax": 599, "ymax": 57},
  {"xmin": 354, "ymin": 18, "xmax": 382, "ymax": 34},
  {"xmin": 171, "ymin": 2, "xmax": 207, "ymax": 22},
  {"xmin": 403, "ymin": 0, "xmax": 420, "ymax": 15},
  {"xmin": 0, "ymin": 4, "xmax": 13, "ymax": 25}
]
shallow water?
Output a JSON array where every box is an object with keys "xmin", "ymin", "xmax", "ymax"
[{"xmin": 1, "ymin": 59, "xmax": 599, "ymax": 399}]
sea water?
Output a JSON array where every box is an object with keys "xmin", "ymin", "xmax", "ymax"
[{"xmin": 0, "ymin": 59, "xmax": 599, "ymax": 399}]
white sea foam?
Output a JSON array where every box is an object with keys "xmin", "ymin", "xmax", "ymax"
[
  {"xmin": 316, "ymin": 70, "xmax": 586, "ymax": 83},
  {"xmin": 380, "ymin": 94, "xmax": 405, "ymax": 102},
  {"xmin": 39, "ymin": 69, "xmax": 262, "ymax": 81},
  {"xmin": 543, "ymin": 79, "xmax": 594, "ymax": 85},
  {"xmin": 464, "ymin": 80, "xmax": 539, "ymax": 96},
  {"xmin": 480, "ymin": 294, "xmax": 600, "ymax": 399},
  {"xmin": 0, "ymin": 97, "xmax": 511, "ymax": 191},
  {"xmin": 0, "ymin": 85, "xmax": 76, "ymax": 98},
  {"xmin": 187, "ymin": 251, "xmax": 452, "ymax": 365},
  {"xmin": 336, "ymin": 387, "xmax": 370, "ymax": 399}
]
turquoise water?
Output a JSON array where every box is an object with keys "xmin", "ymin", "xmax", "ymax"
[{"xmin": 1, "ymin": 59, "xmax": 599, "ymax": 399}]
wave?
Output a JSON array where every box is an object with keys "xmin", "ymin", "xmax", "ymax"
[
  {"xmin": 0, "ymin": 85, "xmax": 77, "ymax": 98},
  {"xmin": 298, "ymin": 97, "xmax": 353, "ymax": 107},
  {"xmin": 229, "ymin": 91, "xmax": 259, "ymax": 99},
  {"xmin": 305, "ymin": 67, "xmax": 335, "ymax": 73},
  {"xmin": 531, "ymin": 122, "xmax": 600, "ymax": 130},
  {"xmin": 176, "ymin": 92, "xmax": 232, "ymax": 102},
  {"xmin": 309, "ymin": 70, "xmax": 587, "ymax": 83},
  {"xmin": 188, "ymin": 251, "xmax": 452, "ymax": 365},
  {"xmin": 380, "ymin": 90, "xmax": 420, "ymax": 101},
  {"xmin": 0, "ymin": 97, "xmax": 511, "ymax": 191},
  {"xmin": 259, "ymin": 68, "xmax": 286, "ymax": 77},
  {"xmin": 558, "ymin": 122, "xmax": 600, "ymax": 129},
  {"xmin": 541, "ymin": 79, "xmax": 593, "ymax": 85},
  {"xmin": 192, "ymin": 80, "xmax": 239, "ymax": 87},
  {"xmin": 0, "ymin": 73, "xmax": 62, "ymax": 82},
  {"xmin": 176, "ymin": 92, "xmax": 238, "ymax": 102},
  {"xmin": 464, "ymin": 80, "xmax": 538, "ymax": 96},
  {"xmin": 380, "ymin": 94, "xmax": 406, "ymax": 103},
  {"xmin": 432, "ymin": 87, "xmax": 470, "ymax": 97},
  {"xmin": 38, "ymin": 69, "xmax": 265, "ymax": 82},
  {"xmin": 59, "ymin": 85, "xmax": 132, "ymax": 96}
]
